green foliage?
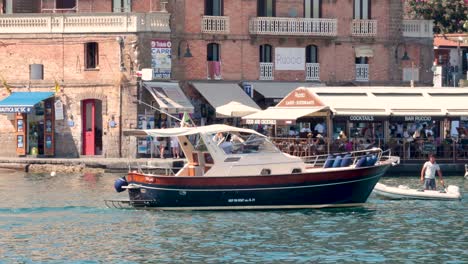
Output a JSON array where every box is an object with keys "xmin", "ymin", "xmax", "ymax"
[{"xmin": 406, "ymin": 0, "xmax": 468, "ymax": 34}]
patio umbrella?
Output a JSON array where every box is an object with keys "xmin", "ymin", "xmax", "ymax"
[{"xmin": 216, "ymin": 101, "xmax": 260, "ymax": 118}]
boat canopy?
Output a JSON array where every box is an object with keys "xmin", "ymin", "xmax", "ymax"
[{"xmin": 123, "ymin": 124, "xmax": 264, "ymax": 138}]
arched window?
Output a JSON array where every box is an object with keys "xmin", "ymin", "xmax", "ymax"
[
  {"xmin": 259, "ymin": 44, "xmax": 272, "ymax": 63},
  {"xmin": 306, "ymin": 45, "xmax": 318, "ymax": 63},
  {"xmin": 353, "ymin": 0, "xmax": 371, "ymax": 19},
  {"xmin": 207, "ymin": 43, "xmax": 220, "ymax": 61},
  {"xmin": 205, "ymin": 0, "xmax": 223, "ymax": 16},
  {"xmin": 304, "ymin": 0, "xmax": 321, "ymax": 18},
  {"xmin": 257, "ymin": 0, "xmax": 275, "ymax": 17}
]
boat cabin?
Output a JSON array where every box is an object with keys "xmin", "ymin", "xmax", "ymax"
[{"xmin": 125, "ymin": 124, "xmax": 306, "ymax": 177}]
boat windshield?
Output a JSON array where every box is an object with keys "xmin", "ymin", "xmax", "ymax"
[{"xmin": 210, "ymin": 132, "xmax": 279, "ymax": 155}]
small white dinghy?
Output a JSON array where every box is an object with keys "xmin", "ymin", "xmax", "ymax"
[{"xmin": 373, "ymin": 183, "xmax": 462, "ymax": 200}]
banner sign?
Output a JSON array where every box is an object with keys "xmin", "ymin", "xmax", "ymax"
[
  {"xmin": 54, "ymin": 100, "xmax": 64, "ymax": 120},
  {"xmin": 151, "ymin": 40, "xmax": 172, "ymax": 80},
  {"xmin": 0, "ymin": 106, "xmax": 32, "ymax": 113},
  {"xmin": 275, "ymin": 48, "xmax": 305, "ymax": 71}
]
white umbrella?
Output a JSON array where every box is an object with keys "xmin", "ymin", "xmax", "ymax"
[{"xmin": 216, "ymin": 101, "xmax": 260, "ymax": 118}]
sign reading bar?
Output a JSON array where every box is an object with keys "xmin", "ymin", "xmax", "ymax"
[
  {"xmin": 0, "ymin": 106, "xmax": 32, "ymax": 113},
  {"xmin": 404, "ymin": 116, "xmax": 431, "ymax": 122},
  {"xmin": 275, "ymin": 48, "xmax": 305, "ymax": 71}
]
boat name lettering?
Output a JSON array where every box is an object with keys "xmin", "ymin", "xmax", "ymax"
[
  {"xmin": 246, "ymin": 119, "xmax": 276, "ymax": 125},
  {"xmin": 404, "ymin": 116, "xmax": 431, "ymax": 122},
  {"xmin": 228, "ymin": 198, "xmax": 256, "ymax": 203},
  {"xmin": 349, "ymin": 115, "xmax": 374, "ymax": 121}
]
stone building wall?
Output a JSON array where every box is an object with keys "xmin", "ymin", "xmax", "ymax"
[{"xmin": 0, "ymin": 30, "xmax": 167, "ymax": 157}]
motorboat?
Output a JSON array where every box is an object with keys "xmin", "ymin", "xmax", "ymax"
[
  {"xmin": 373, "ymin": 183, "xmax": 462, "ymax": 200},
  {"xmin": 108, "ymin": 124, "xmax": 399, "ymax": 210}
]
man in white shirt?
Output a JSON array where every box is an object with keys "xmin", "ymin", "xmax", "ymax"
[
  {"xmin": 420, "ymin": 154, "xmax": 444, "ymax": 190},
  {"xmin": 314, "ymin": 122, "xmax": 325, "ymax": 134}
]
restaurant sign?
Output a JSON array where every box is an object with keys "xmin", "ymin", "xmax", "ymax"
[
  {"xmin": 277, "ymin": 88, "xmax": 324, "ymax": 107},
  {"xmin": 0, "ymin": 106, "xmax": 32, "ymax": 113},
  {"xmin": 349, "ymin": 115, "xmax": 375, "ymax": 121},
  {"xmin": 244, "ymin": 119, "xmax": 295, "ymax": 126},
  {"xmin": 404, "ymin": 116, "xmax": 431, "ymax": 122}
]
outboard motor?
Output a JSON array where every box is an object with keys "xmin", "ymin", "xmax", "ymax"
[{"xmin": 114, "ymin": 177, "xmax": 128, "ymax": 193}]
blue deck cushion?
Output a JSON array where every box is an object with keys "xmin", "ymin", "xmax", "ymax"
[
  {"xmin": 366, "ymin": 155, "xmax": 378, "ymax": 166},
  {"xmin": 332, "ymin": 155, "xmax": 342, "ymax": 168},
  {"xmin": 323, "ymin": 155, "xmax": 334, "ymax": 168},
  {"xmin": 355, "ymin": 156, "xmax": 368, "ymax": 168},
  {"xmin": 340, "ymin": 154, "xmax": 353, "ymax": 167}
]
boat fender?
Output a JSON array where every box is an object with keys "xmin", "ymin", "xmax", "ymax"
[
  {"xmin": 114, "ymin": 177, "xmax": 128, "ymax": 193},
  {"xmin": 323, "ymin": 155, "xmax": 334, "ymax": 168},
  {"xmin": 355, "ymin": 156, "xmax": 367, "ymax": 168},
  {"xmin": 332, "ymin": 155, "xmax": 342, "ymax": 168},
  {"xmin": 340, "ymin": 154, "xmax": 353, "ymax": 167}
]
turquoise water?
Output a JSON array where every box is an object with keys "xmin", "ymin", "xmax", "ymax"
[{"xmin": 0, "ymin": 169, "xmax": 466, "ymax": 263}]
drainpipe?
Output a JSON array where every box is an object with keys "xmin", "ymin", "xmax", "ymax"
[{"xmin": 119, "ymin": 83, "xmax": 123, "ymax": 158}]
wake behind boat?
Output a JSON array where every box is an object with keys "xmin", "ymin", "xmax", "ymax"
[
  {"xmin": 107, "ymin": 124, "xmax": 400, "ymax": 210},
  {"xmin": 373, "ymin": 183, "xmax": 462, "ymax": 200}
]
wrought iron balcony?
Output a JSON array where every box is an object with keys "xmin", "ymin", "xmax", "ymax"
[{"xmin": 249, "ymin": 17, "xmax": 337, "ymax": 36}]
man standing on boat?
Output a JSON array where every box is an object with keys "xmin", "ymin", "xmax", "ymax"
[{"xmin": 420, "ymin": 154, "xmax": 444, "ymax": 190}]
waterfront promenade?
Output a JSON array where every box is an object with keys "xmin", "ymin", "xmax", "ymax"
[
  {"xmin": 0, "ymin": 156, "xmax": 465, "ymax": 175},
  {"xmin": 0, "ymin": 157, "xmax": 184, "ymax": 173}
]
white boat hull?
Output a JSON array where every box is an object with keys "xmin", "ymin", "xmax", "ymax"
[{"xmin": 373, "ymin": 183, "xmax": 462, "ymax": 200}]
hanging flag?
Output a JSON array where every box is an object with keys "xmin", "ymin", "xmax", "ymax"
[
  {"xmin": 54, "ymin": 79, "xmax": 60, "ymax": 94},
  {"xmin": 0, "ymin": 75, "xmax": 11, "ymax": 94},
  {"xmin": 180, "ymin": 112, "xmax": 193, "ymax": 127}
]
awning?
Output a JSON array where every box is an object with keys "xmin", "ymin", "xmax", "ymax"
[
  {"xmin": 143, "ymin": 82, "xmax": 194, "ymax": 114},
  {"xmin": 0, "ymin": 92, "xmax": 54, "ymax": 113},
  {"xmin": 249, "ymin": 82, "xmax": 314, "ymax": 99},
  {"xmin": 355, "ymin": 46, "xmax": 374, "ymax": 57},
  {"xmin": 191, "ymin": 82, "xmax": 260, "ymax": 110},
  {"xmin": 216, "ymin": 101, "xmax": 260, "ymax": 118},
  {"xmin": 242, "ymin": 106, "xmax": 326, "ymax": 125}
]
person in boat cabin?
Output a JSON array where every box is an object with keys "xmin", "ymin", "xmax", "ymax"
[
  {"xmin": 219, "ymin": 134, "xmax": 233, "ymax": 154},
  {"xmin": 213, "ymin": 132, "xmax": 225, "ymax": 145},
  {"xmin": 420, "ymin": 154, "xmax": 444, "ymax": 190}
]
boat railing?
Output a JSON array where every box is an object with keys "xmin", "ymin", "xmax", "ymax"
[
  {"xmin": 126, "ymin": 160, "xmax": 183, "ymax": 176},
  {"xmin": 302, "ymin": 148, "xmax": 384, "ymax": 168}
]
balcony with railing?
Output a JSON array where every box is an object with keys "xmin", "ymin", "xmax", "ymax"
[
  {"xmin": 351, "ymin": 19, "xmax": 377, "ymax": 37},
  {"xmin": 249, "ymin": 17, "xmax": 337, "ymax": 36},
  {"xmin": 355, "ymin": 64, "xmax": 369, "ymax": 82},
  {"xmin": 260, "ymin": 63, "xmax": 274, "ymax": 80},
  {"xmin": 0, "ymin": 12, "xmax": 171, "ymax": 34},
  {"xmin": 402, "ymin": 20, "xmax": 433, "ymax": 38},
  {"xmin": 306, "ymin": 63, "xmax": 320, "ymax": 81},
  {"xmin": 201, "ymin": 16, "xmax": 230, "ymax": 34}
]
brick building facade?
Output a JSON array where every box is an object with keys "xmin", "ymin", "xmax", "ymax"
[
  {"xmin": 0, "ymin": 0, "xmax": 170, "ymax": 157},
  {"xmin": 170, "ymin": 0, "xmax": 433, "ymax": 94}
]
